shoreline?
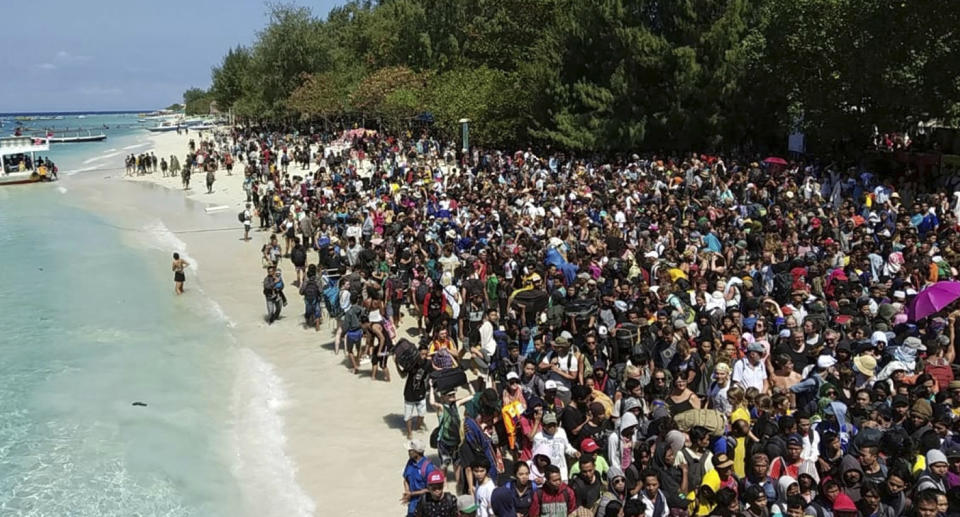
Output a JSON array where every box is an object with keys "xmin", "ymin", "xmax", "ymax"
[{"xmin": 62, "ymin": 130, "xmax": 422, "ymax": 516}]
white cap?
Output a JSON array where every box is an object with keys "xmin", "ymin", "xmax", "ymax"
[
  {"xmin": 545, "ymin": 380, "xmax": 558, "ymax": 390},
  {"xmin": 817, "ymin": 355, "xmax": 837, "ymax": 369},
  {"xmin": 506, "ymin": 371, "xmax": 520, "ymax": 381}
]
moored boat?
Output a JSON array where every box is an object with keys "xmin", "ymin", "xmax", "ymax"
[{"xmin": 0, "ymin": 136, "xmax": 53, "ymax": 185}]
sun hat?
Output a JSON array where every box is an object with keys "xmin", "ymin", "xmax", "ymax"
[
  {"xmin": 911, "ymin": 399, "xmax": 933, "ymax": 420},
  {"xmin": 714, "ymin": 454, "xmax": 734, "ymax": 469},
  {"xmin": 853, "ymin": 355, "xmax": 877, "ymax": 377},
  {"xmin": 903, "ymin": 336, "xmax": 926, "ymax": 351}
]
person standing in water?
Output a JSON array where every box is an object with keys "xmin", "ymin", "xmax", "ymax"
[{"xmin": 172, "ymin": 252, "xmax": 189, "ymax": 295}]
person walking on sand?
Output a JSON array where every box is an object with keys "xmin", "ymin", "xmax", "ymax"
[
  {"xmin": 206, "ymin": 167, "xmax": 215, "ymax": 194},
  {"xmin": 182, "ymin": 164, "xmax": 191, "ymax": 190},
  {"xmin": 262, "ymin": 265, "xmax": 284, "ymax": 324},
  {"xmin": 241, "ymin": 203, "xmax": 253, "ymax": 241},
  {"xmin": 171, "ymin": 252, "xmax": 189, "ymax": 295},
  {"xmin": 299, "ymin": 264, "xmax": 322, "ymax": 331}
]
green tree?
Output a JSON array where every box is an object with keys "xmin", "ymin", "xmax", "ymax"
[
  {"xmin": 210, "ymin": 46, "xmax": 251, "ymax": 111},
  {"xmin": 182, "ymin": 88, "xmax": 213, "ymax": 115},
  {"xmin": 429, "ymin": 67, "xmax": 527, "ymax": 146},
  {"xmin": 244, "ymin": 3, "xmax": 332, "ymax": 118},
  {"xmin": 349, "ymin": 66, "xmax": 427, "ymax": 116}
]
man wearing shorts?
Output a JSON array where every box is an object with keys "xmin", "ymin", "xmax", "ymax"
[
  {"xmin": 342, "ymin": 291, "xmax": 365, "ymax": 374},
  {"xmin": 400, "ymin": 344, "xmax": 433, "ymax": 439}
]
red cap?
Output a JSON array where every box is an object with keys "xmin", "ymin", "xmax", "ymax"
[
  {"xmin": 427, "ymin": 470, "xmax": 445, "ymax": 484},
  {"xmin": 580, "ymin": 438, "xmax": 599, "ymax": 453},
  {"xmin": 811, "ymin": 217, "xmax": 821, "ymax": 228}
]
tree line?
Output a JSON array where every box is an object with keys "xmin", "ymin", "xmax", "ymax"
[{"xmin": 186, "ymin": 0, "xmax": 960, "ymax": 155}]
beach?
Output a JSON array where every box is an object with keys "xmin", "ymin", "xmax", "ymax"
[{"xmin": 60, "ymin": 130, "xmax": 417, "ymax": 516}]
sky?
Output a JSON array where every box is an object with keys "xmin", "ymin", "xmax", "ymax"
[{"xmin": 0, "ymin": 0, "xmax": 342, "ymax": 113}]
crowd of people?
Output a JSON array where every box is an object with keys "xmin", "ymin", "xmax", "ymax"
[{"xmin": 182, "ymin": 124, "xmax": 960, "ymax": 517}]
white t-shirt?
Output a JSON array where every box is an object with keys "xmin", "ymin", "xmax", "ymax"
[
  {"xmin": 475, "ymin": 478, "xmax": 496, "ymax": 517},
  {"xmin": 732, "ymin": 358, "xmax": 767, "ymax": 391}
]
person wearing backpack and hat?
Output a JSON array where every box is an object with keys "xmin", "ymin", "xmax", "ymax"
[
  {"xmin": 414, "ymin": 469, "xmax": 457, "ymax": 517},
  {"xmin": 403, "ymin": 439, "xmax": 437, "ymax": 517}
]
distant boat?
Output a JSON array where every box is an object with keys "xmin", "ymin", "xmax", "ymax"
[
  {"xmin": 191, "ymin": 123, "xmax": 217, "ymax": 131},
  {"xmin": 77, "ymin": 115, "xmax": 86, "ymax": 119}
]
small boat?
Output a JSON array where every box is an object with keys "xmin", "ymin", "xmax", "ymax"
[
  {"xmin": 37, "ymin": 129, "xmax": 106, "ymax": 143},
  {"xmin": 0, "ymin": 136, "xmax": 54, "ymax": 185},
  {"xmin": 191, "ymin": 123, "xmax": 217, "ymax": 131},
  {"xmin": 146, "ymin": 120, "xmax": 182, "ymax": 132},
  {"xmin": 47, "ymin": 133, "xmax": 106, "ymax": 143}
]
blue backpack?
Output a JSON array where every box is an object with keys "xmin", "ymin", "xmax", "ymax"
[{"xmin": 323, "ymin": 279, "xmax": 342, "ymax": 318}]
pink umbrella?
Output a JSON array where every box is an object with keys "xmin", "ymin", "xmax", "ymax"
[
  {"xmin": 909, "ymin": 281, "xmax": 960, "ymax": 321},
  {"xmin": 763, "ymin": 156, "xmax": 788, "ymax": 166}
]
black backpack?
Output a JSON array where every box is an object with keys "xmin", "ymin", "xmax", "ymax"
[
  {"xmin": 238, "ymin": 211, "xmax": 245, "ymax": 223},
  {"xmin": 291, "ymin": 247, "xmax": 307, "ymax": 267},
  {"xmin": 773, "ymin": 271, "xmax": 793, "ymax": 300},
  {"xmin": 302, "ymin": 279, "xmax": 321, "ymax": 301}
]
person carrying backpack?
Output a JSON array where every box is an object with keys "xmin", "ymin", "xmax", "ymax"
[
  {"xmin": 299, "ymin": 264, "xmax": 322, "ymax": 331},
  {"xmin": 402, "ymin": 440, "xmax": 437, "ymax": 517}
]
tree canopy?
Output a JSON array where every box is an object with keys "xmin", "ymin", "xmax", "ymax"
[{"xmin": 190, "ymin": 0, "xmax": 960, "ymax": 153}]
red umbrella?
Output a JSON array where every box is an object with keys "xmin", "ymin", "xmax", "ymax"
[{"xmin": 763, "ymin": 157, "xmax": 788, "ymax": 166}]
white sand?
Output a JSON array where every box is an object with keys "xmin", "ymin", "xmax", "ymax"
[{"xmin": 64, "ymin": 130, "xmax": 453, "ymax": 516}]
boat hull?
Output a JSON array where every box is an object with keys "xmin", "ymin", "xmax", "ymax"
[
  {"xmin": 0, "ymin": 172, "xmax": 44, "ymax": 185},
  {"xmin": 47, "ymin": 135, "xmax": 107, "ymax": 143}
]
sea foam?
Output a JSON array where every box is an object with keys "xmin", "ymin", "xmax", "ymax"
[
  {"xmin": 230, "ymin": 348, "xmax": 316, "ymax": 517},
  {"xmin": 138, "ymin": 220, "xmax": 198, "ymax": 272}
]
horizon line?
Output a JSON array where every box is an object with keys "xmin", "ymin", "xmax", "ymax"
[{"xmin": 0, "ymin": 109, "xmax": 161, "ymax": 116}]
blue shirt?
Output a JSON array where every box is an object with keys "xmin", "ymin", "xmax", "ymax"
[
  {"xmin": 704, "ymin": 232, "xmax": 722, "ymax": 253},
  {"xmin": 403, "ymin": 456, "xmax": 435, "ymax": 515}
]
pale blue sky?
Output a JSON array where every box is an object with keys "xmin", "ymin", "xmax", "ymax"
[{"xmin": 0, "ymin": 0, "xmax": 341, "ymax": 113}]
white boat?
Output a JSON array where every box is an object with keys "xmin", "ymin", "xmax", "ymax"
[
  {"xmin": 0, "ymin": 136, "xmax": 52, "ymax": 184},
  {"xmin": 46, "ymin": 132, "xmax": 107, "ymax": 143},
  {"xmin": 191, "ymin": 123, "xmax": 217, "ymax": 131},
  {"xmin": 146, "ymin": 120, "xmax": 182, "ymax": 132}
]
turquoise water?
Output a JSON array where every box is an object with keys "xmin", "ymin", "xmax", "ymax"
[
  {"xmin": 0, "ymin": 127, "xmax": 247, "ymax": 515},
  {"xmin": 2, "ymin": 113, "xmax": 161, "ymax": 176}
]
